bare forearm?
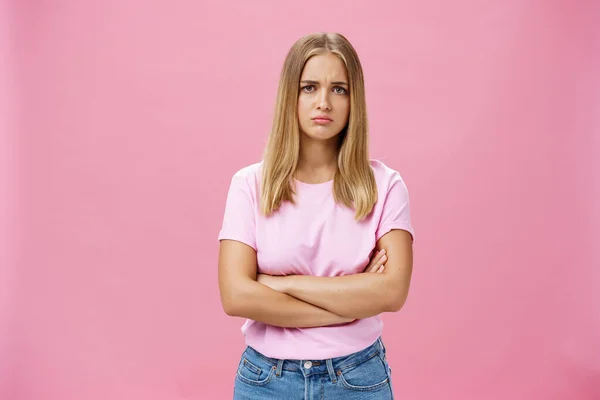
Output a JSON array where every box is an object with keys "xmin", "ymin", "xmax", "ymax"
[
  {"xmin": 224, "ymin": 280, "xmax": 354, "ymax": 328},
  {"xmin": 250, "ymin": 230, "xmax": 413, "ymax": 320},
  {"xmin": 282, "ymin": 274, "xmax": 408, "ymax": 319}
]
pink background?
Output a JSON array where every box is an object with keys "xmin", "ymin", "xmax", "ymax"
[{"xmin": 2, "ymin": 0, "xmax": 599, "ymax": 399}]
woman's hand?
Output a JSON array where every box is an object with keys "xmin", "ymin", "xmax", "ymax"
[{"xmin": 364, "ymin": 249, "xmax": 387, "ymax": 273}]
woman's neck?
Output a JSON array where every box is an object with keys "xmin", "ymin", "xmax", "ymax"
[{"xmin": 296, "ymin": 136, "xmax": 339, "ymax": 183}]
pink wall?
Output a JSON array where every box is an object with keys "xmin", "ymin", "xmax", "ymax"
[
  {"xmin": 4, "ymin": 0, "xmax": 599, "ymax": 399},
  {"xmin": 1, "ymin": 1, "xmax": 19, "ymax": 399}
]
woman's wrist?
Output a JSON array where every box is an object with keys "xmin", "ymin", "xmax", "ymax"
[
  {"xmin": 257, "ymin": 273, "xmax": 292, "ymax": 294},
  {"xmin": 278, "ymin": 275, "xmax": 293, "ymax": 294}
]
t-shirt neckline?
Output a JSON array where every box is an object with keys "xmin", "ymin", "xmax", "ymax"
[{"xmin": 293, "ymin": 178, "xmax": 334, "ymax": 187}]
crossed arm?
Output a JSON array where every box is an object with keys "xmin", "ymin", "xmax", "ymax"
[{"xmin": 218, "ymin": 229, "xmax": 413, "ymax": 328}]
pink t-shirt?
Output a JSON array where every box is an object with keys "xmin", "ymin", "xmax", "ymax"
[{"xmin": 218, "ymin": 159, "xmax": 415, "ymax": 359}]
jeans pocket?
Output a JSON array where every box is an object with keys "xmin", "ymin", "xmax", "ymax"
[
  {"xmin": 337, "ymin": 353, "xmax": 390, "ymax": 392},
  {"xmin": 236, "ymin": 349, "xmax": 276, "ymax": 387}
]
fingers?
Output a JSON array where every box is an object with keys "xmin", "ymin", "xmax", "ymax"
[
  {"xmin": 365, "ymin": 252, "xmax": 381, "ymax": 272},
  {"xmin": 376, "ymin": 249, "xmax": 387, "ymax": 266},
  {"xmin": 366, "ymin": 249, "xmax": 387, "ymax": 273}
]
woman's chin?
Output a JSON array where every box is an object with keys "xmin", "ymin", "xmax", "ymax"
[{"xmin": 302, "ymin": 129, "xmax": 342, "ymax": 142}]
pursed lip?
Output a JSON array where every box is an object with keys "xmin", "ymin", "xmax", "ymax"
[{"xmin": 312, "ymin": 115, "xmax": 333, "ymax": 121}]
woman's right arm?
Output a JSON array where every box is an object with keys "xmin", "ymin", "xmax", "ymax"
[{"xmin": 218, "ymin": 239, "xmax": 354, "ymax": 328}]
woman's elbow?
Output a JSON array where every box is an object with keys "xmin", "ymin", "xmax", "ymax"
[
  {"xmin": 384, "ymin": 291, "xmax": 409, "ymax": 313},
  {"xmin": 220, "ymin": 282, "xmax": 253, "ymax": 317},
  {"xmin": 221, "ymin": 297, "xmax": 239, "ymax": 316},
  {"xmin": 386, "ymin": 299, "xmax": 406, "ymax": 313},
  {"xmin": 220, "ymin": 290, "xmax": 246, "ymax": 316}
]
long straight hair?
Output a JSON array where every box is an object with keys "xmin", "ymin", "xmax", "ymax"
[{"xmin": 260, "ymin": 32, "xmax": 377, "ymax": 221}]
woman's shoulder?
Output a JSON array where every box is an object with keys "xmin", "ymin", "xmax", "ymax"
[
  {"xmin": 227, "ymin": 161, "xmax": 263, "ymax": 196},
  {"xmin": 231, "ymin": 160, "xmax": 263, "ymax": 180},
  {"xmin": 369, "ymin": 158, "xmax": 412, "ymax": 200},
  {"xmin": 369, "ymin": 158, "xmax": 405, "ymax": 182},
  {"xmin": 233, "ymin": 161, "xmax": 263, "ymax": 177}
]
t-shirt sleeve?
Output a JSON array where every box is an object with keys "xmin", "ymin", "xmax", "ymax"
[
  {"xmin": 217, "ymin": 173, "xmax": 257, "ymax": 251},
  {"xmin": 375, "ymin": 172, "xmax": 415, "ymax": 243}
]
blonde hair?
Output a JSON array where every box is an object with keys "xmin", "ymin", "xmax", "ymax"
[{"xmin": 260, "ymin": 32, "xmax": 377, "ymax": 221}]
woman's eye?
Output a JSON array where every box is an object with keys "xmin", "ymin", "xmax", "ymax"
[{"xmin": 301, "ymin": 85, "xmax": 346, "ymax": 94}]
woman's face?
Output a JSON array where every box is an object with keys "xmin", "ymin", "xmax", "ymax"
[{"xmin": 297, "ymin": 53, "xmax": 350, "ymax": 142}]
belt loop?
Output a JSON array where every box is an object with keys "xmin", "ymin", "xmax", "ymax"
[
  {"xmin": 378, "ymin": 337, "xmax": 387, "ymax": 361},
  {"xmin": 326, "ymin": 359, "xmax": 337, "ymax": 383},
  {"xmin": 275, "ymin": 359, "xmax": 284, "ymax": 377},
  {"xmin": 378, "ymin": 337, "xmax": 386, "ymax": 353}
]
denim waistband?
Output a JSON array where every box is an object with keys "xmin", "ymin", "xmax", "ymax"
[{"xmin": 244, "ymin": 337, "xmax": 387, "ymax": 376}]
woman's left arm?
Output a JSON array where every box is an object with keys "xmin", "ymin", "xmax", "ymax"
[{"xmin": 258, "ymin": 229, "xmax": 413, "ymax": 319}]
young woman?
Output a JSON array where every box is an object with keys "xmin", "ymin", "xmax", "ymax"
[{"xmin": 218, "ymin": 32, "xmax": 415, "ymax": 399}]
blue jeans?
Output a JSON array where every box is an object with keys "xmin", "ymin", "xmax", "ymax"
[{"xmin": 233, "ymin": 337, "xmax": 394, "ymax": 399}]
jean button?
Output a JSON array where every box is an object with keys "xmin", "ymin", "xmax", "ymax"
[{"xmin": 304, "ymin": 361, "xmax": 312, "ymax": 369}]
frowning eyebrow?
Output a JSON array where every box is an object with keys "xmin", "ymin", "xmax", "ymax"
[{"xmin": 300, "ymin": 80, "xmax": 349, "ymax": 86}]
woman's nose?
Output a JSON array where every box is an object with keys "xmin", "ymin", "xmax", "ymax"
[{"xmin": 317, "ymin": 89, "xmax": 331, "ymax": 110}]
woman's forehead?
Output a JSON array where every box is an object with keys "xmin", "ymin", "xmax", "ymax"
[{"xmin": 301, "ymin": 55, "xmax": 348, "ymax": 82}]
